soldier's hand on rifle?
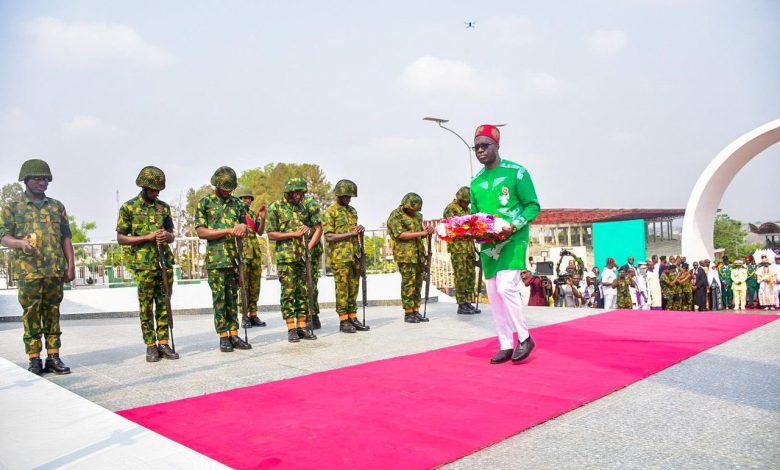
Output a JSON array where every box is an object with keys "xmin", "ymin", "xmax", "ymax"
[
  {"xmin": 232, "ymin": 223, "xmax": 248, "ymax": 238},
  {"xmin": 155, "ymin": 229, "xmax": 169, "ymax": 245},
  {"xmin": 255, "ymin": 205, "xmax": 267, "ymax": 219},
  {"xmin": 354, "ymin": 225, "xmax": 365, "ymax": 236},
  {"xmin": 19, "ymin": 238, "xmax": 36, "ymax": 254},
  {"xmin": 423, "ymin": 226, "xmax": 435, "ymax": 236},
  {"xmin": 297, "ymin": 225, "xmax": 310, "ymax": 237}
]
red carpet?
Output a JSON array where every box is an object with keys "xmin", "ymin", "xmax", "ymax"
[{"xmin": 118, "ymin": 310, "xmax": 775, "ymax": 469}]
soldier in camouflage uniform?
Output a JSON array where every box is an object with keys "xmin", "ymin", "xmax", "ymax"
[
  {"xmin": 443, "ymin": 186, "xmax": 479, "ymax": 315},
  {"xmin": 660, "ymin": 266, "xmax": 679, "ymax": 311},
  {"xmin": 116, "ymin": 166, "xmax": 180, "ymax": 362},
  {"xmin": 301, "ymin": 193, "xmax": 324, "ymax": 329},
  {"xmin": 387, "ymin": 192, "xmax": 434, "ymax": 323},
  {"xmin": 195, "ymin": 167, "xmax": 253, "ymax": 352},
  {"xmin": 616, "ymin": 268, "xmax": 633, "ymax": 309},
  {"xmin": 266, "ymin": 177, "xmax": 317, "ymax": 342},
  {"xmin": 0, "ymin": 159, "xmax": 75, "ymax": 375},
  {"xmin": 234, "ymin": 186, "xmax": 267, "ymax": 329},
  {"xmin": 322, "ymin": 179, "xmax": 370, "ymax": 333}
]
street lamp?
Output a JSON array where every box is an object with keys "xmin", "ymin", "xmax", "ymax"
[
  {"xmin": 424, "ymin": 118, "xmax": 507, "ymax": 180},
  {"xmin": 423, "ymin": 117, "xmax": 474, "ymax": 179}
]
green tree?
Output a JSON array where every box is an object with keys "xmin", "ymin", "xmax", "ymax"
[
  {"xmin": 183, "ymin": 184, "xmax": 212, "ymax": 236},
  {"xmin": 238, "ymin": 163, "xmax": 333, "ymax": 209},
  {"xmin": 713, "ymin": 213, "xmax": 747, "ymax": 259},
  {"xmin": 0, "ymin": 182, "xmax": 23, "ymax": 209}
]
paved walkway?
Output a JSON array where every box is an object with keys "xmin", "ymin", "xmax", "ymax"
[{"xmin": 0, "ymin": 302, "xmax": 777, "ymax": 468}]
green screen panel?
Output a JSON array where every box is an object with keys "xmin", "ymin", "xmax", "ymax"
[{"xmin": 592, "ymin": 219, "xmax": 646, "ymax": 270}]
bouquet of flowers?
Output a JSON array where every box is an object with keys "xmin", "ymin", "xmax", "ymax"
[{"xmin": 436, "ymin": 213, "xmax": 512, "ymax": 244}]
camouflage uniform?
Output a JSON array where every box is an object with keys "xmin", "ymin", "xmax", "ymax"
[
  {"xmin": 195, "ymin": 193, "xmax": 247, "ymax": 334},
  {"xmin": 301, "ymin": 194, "xmax": 323, "ymax": 315},
  {"xmin": 323, "ymin": 201, "xmax": 360, "ymax": 317},
  {"xmin": 616, "ymin": 276, "xmax": 633, "ymax": 309},
  {"xmin": 0, "ymin": 194, "xmax": 71, "ymax": 355},
  {"xmin": 116, "ymin": 192, "xmax": 175, "ymax": 345},
  {"xmin": 266, "ymin": 198, "xmax": 308, "ymax": 322},
  {"xmin": 234, "ymin": 187, "xmax": 264, "ymax": 316},
  {"xmin": 660, "ymin": 270, "xmax": 679, "ymax": 311},
  {"xmin": 443, "ymin": 191, "xmax": 475, "ymax": 305},
  {"xmin": 387, "ymin": 194, "xmax": 427, "ymax": 314}
]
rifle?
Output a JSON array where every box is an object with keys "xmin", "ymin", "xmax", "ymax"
[
  {"xmin": 234, "ymin": 237, "xmax": 250, "ymax": 343},
  {"xmin": 422, "ymin": 233, "xmax": 433, "ymax": 319},
  {"xmin": 358, "ymin": 231, "xmax": 368, "ymax": 326},
  {"xmin": 303, "ymin": 237, "xmax": 316, "ymax": 331},
  {"xmin": 157, "ymin": 242, "xmax": 175, "ymax": 352},
  {"xmin": 474, "ymin": 247, "xmax": 483, "ymax": 313}
]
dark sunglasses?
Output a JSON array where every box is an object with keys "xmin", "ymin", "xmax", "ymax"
[{"xmin": 472, "ymin": 143, "xmax": 494, "ymax": 151}]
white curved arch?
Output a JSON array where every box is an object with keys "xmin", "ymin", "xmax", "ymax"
[{"xmin": 682, "ymin": 119, "xmax": 780, "ymax": 261}]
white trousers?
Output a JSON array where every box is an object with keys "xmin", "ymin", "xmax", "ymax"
[
  {"xmin": 603, "ymin": 291, "xmax": 617, "ymax": 310},
  {"xmin": 486, "ymin": 270, "xmax": 530, "ymax": 350}
]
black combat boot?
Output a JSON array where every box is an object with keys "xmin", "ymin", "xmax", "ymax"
[
  {"xmin": 249, "ymin": 316, "xmax": 266, "ymax": 327},
  {"xmin": 349, "ymin": 317, "xmax": 370, "ymax": 331},
  {"xmin": 414, "ymin": 312, "xmax": 430, "ymax": 322},
  {"xmin": 339, "ymin": 320, "xmax": 357, "ymax": 333},
  {"xmin": 490, "ymin": 349, "xmax": 513, "ymax": 364},
  {"xmin": 512, "ymin": 335, "xmax": 535, "ymax": 363},
  {"xmin": 220, "ymin": 336, "xmax": 234, "ymax": 352},
  {"xmin": 28, "ymin": 357, "xmax": 44, "ymax": 375},
  {"xmin": 311, "ymin": 315, "xmax": 322, "ymax": 330},
  {"xmin": 288, "ymin": 329, "xmax": 300, "ymax": 343},
  {"xmin": 157, "ymin": 344, "xmax": 180, "ymax": 360},
  {"xmin": 457, "ymin": 303, "xmax": 478, "ymax": 315},
  {"xmin": 297, "ymin": 327, "xmax": 317, "ymax": 340},
  {"xmin": 241, "ymin": 318, "xmax": 252, "ymax": 329},
  {"xmin": 146, "ymin": 345, "xmax": 161, "ymax": 362},
  {"xmin": 44, "ymin": 354, "xmax": 72, "ymax": 374},
  {"xmin": 230, "ymin": 335, "xmax": 252, "ymax": 350},
  {"xmin": 404, "ymin": 313, "xmax": 420, "ymax": 323}
]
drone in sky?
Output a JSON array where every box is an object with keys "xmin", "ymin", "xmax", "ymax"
[{"xmin": 465, "ymin": 21, "xmax": 476, "ymax": 28}]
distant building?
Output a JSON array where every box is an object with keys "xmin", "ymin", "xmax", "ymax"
[{"xmin": 749, "ymin": 222, "xmax": 780, "ymax": 251}]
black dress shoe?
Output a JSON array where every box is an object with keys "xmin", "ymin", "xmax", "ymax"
[
  {"xmin": 230, "ymin": 335, "xmax": 252, "ymax": 350},
  {"xmin": 339, "ymin": 320, "xmax": 357, "ymax": 333},
  {"xmin": 288, "ymin": 329, "xmax": 300, "ymax": 343},
  {"xmin": 220, "ymin": 337, "xmax": 234, "ymax": 352},
  {"xmin": 249, "ymin": 316, "xmax": 266, "ymax": 327},
  {"xmin": 350, "ymin": 317, "xmax": 370, "ymax": 331},
  {"xmin": 490, "ymin": 349, "xmax": 513, "ymax": 364},
  {"xmin": 44, "ymin": 354, "xmax": 72, "ymax": 374},
  {"xmin": 404, "ymin": 313, "xmax": 420, "ymax": 323},
  {"xmin": 414, "ymin": 312, "xmax": 430, "ymax": 322},
  {"xmin": 512, "ymin": 336, "xmax": 535, "ymax": 363},
  {"xmin": 297, "ymin": 327, "xmax": 317, "ymax": 340},
  {"xmin": 457, "ymin": 303, "xmax": 478, "ymax": 315},
  {"xmin": 28, "ymin": 358, "xmax": 44, "ymax": 375},
  {"xmin": 312, "ymin": 315, "xmax": 322, "ymax": 330},
  {"xmin": 157, "ymin": 344, "xmax": 179, "ymax": 360}
]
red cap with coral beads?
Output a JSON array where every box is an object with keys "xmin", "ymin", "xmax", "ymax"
[{"xmin": 474, "ymin": 124, "xmax": 500, "ymax": 143}]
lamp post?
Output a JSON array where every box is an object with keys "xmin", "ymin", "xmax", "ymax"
[{"xmin": 423, "ymin": 117, "xmax": 474, "ymax": 179}]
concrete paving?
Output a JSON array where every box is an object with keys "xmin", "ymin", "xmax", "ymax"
[{"xmin": 0, "ymin": 298, "xmax": 777, "ymax": 469}]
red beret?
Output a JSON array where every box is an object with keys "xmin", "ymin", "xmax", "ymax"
[{"xmin": 474, "ymin": 124, "xmax": 500, "ymax": 143}]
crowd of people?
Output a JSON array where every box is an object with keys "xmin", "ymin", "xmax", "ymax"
[{"xmin": 520, "ymin": 252, "xmax": 780, "ymax": 312}]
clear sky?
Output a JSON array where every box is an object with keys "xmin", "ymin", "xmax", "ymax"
[{"xmin": 1, "ymin": 0, "xmax": 778, "ymax": 241}]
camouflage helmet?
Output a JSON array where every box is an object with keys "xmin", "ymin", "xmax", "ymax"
[
  {"xmin": 401, "ymin": 192, "xmax": 423, "ymax": 211},
  {"xmin": 284, "ymin": 177, "xmax": 308, "ymax": 193},
  {"xmin": 234, "ymin": 186, "xmax": 254, "ymax": 200},
  {"xmin": 210, "ymin": 166, "xmax": 238, "ymax": 191},
  {"xmin": 455, "ymin": 186, "xmax": 470, "ymax": 203},
  {"xmin": 135, "ymin": 166, "xmax": 166, "ymax": 190},
  {"xmin": 334, "ymin": 179, "xmax": 358, "ymax": 197},
  {"xmin": 18, "ymin": 159, "xmax": 53, "ymax": 182}
]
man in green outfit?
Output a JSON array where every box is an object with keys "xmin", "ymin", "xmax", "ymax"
[
  {"xmin": 116, "ymin": 166, "xmax": 180, "ymax": 362},
  {"xmin": 470, "ymin": 124, "xmax": 541, "ymax": 364},
  {"xmin": 443, "ymin": 186, "xmax": 479, "ymax": 315},
  {"xmin": 195, "ymin": 166, "xmax": 253, "ymax": 352},
  {"xmin": 0, "ymin": 159, "xmax": 75, "ymax": 375},
  {"xmin": 266, "ymin": 177, "xmax": 317, "ymax": 342},
  {"xmin": 387, "ymin": 192, "xmax": 434, "ymax": 323},
  {"xmin": 301, "ymin": 192, "xmax": 324, "ymax": 329},
  {"xmin": 234, "ymin": 186, "xmax": 267, "ymax": 329},
  {"xmin": 322, "ymin": 179, "xmax": 370, "ymax": 333}
]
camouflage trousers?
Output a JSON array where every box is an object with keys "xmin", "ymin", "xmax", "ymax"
[
  {"xmin": 450, "ymin": 253, "xmax": 475, "ymax": 304},
  {"xmin": 398, "ymin": 262, "xmax": 424, "ymax": 310},
  {"xmin": 332, "ymin": 261, "xmax": 359, "ymax": 314},
  {"xmin": 617, "ymin": 290, "xmax": 633, "ymax": 309},
  {"xmin": 278, "ymin": 262, "xmax": 308, "ymax": 320},
  {"xmin": 310, "ymin": 253, "xmax": 321, "ymax": 314},
  {"xmin": 134, "ymin": 268, "xmax": 173, "ymax": 345},
  {"xmin": 18, "ymin": 277, "xmax": 64, "ymax": 355},
  {"xmin": 207, "ymin": 268, "xmax": 239, "ymax": 334},
  {"xmin": 244, "ymin": 257, "xmax": 262, "ymax": 313}
]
